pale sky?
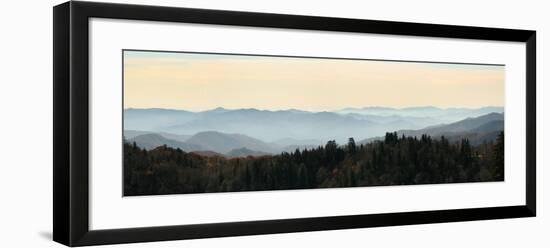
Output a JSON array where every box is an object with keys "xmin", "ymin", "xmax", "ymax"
[{"xmin": 123, "ymin": 50, "xmax": 504, "ymax": 111}]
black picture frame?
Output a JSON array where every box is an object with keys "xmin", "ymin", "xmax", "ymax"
[{"xmin": 53, "ymin": 1, "xmax": 536, "ymax": 246}]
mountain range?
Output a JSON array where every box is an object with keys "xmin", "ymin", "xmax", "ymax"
[
  {"xmin": 359, "ymin": 112, "xmax": 504, "ymax": 145},
  {"xmin": 337, "ymin": 106, "xmax": 503, "ymax": 121},
  {"xmin": 125, "ymin": 106, "xmax": 503, "ymax": 143},
  {"xmin": 125, "ymin": 111, "xmax": 504, "ymax": 157},
  {"xmin": 126, "ymin": 130, "xmax": 318, "ymax": 157}
]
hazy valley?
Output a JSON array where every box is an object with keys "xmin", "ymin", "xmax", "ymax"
[{"xmin": 124, "ymin": 106, "xmax": 504, "ymax": 158}]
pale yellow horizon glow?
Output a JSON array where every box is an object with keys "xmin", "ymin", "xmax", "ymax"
[{"xmin": 123, "ymin": 51, "xmax": 504, "ymax": 111}]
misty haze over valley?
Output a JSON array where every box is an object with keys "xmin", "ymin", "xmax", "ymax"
[{"xmin": 124, "ymin": 106, "xmax": 504, "ymax": 158}]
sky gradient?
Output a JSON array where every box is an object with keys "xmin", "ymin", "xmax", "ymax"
[{"xmin": 123, "ymin": 50, "xmax": 504, "ymax": 111}]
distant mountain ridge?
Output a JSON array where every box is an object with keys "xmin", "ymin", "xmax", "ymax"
[
  {"xmin": 127, "ymin": 133, "xmax": 202, "ymax": 151},
  {"xmin": 398, "ymin": 112, "xmax": 503, "ymax": 136},
  {"xmin": 124, "ymin": 130, "xmax": 190, "ymax": 142},
  {"xmin": 184, "ymin": 131, "xmax": 277, "ymax": 154},
  {"xmin": 360, "ymin": 112, "xmax": 504, "ymax": 145},
  {"xmin": 125, "ymin": 106, "xmax": 502, "ymax": 143},
  {"xmin": 127, "ymin": 112, "xmax": 504, "ymax": 157},
  {"xmin": 128, "ymin": 131, "xmax": 281, "ymax": 157},
  {"xmin": 337, "ymin": 106, "xmax": 503, "ymax": 121}
]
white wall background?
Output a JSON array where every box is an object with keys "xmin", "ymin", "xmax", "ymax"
[{"xmin": 0, "ymin": 0, "xmax": 546, "ymax": 247}]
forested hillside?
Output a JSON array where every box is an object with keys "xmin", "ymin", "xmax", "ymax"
[{"xmin": 124, "ymin": 132, "xmax": 504, "ymax": 196}]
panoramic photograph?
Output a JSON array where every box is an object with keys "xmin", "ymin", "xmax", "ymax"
[{"xmin": 123, "ymin": 50, "xmax": 505, "ymax": 196}]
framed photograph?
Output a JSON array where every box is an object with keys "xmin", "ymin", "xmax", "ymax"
[{"xmin": 53, "ymin": 1, "xmax": 536, "ymax": 246}]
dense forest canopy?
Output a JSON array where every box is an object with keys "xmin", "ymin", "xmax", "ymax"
[{"xmin": 124, "ymin": 132, "xmax": 504, "ymax": 196}]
